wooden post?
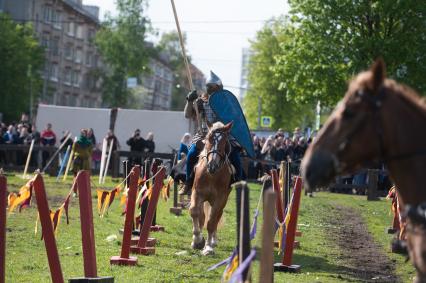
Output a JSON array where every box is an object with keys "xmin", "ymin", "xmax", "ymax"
[
  {"xmin": 0, "ymin": 173, "xmax": 7, "ymax": 283},
  {"xmin": 70, "ymin": 171, "xmax": 114, "ymax": 282},
  {"xmin": 271, "ymin": 169, "xmax": 285, "ymax": 224},
  {"xmin": 259, "ymin": 190, "xmax": 276, "ymax": 283},
  {"xmin": 131, "ymin": 167, "xmax": 166, "ymax": 255},
  {"xmin": 169, "ymin": 181, "xmax": 182, "ymax": 215},
  {"xmin": 367, "ymin": 169, "xmax": 379, "ymax": 201},
  {"xmin": 274, "ymin": 177, "xmax": 303, "ymax": 272},
  {"xmin": 110, "ymin": 166, "xmax": 140, "ymax": 266},
  {"xmin": 77, "ymin": 170, "xmax": 97, "ymax": 277},
  {"xmin": 32, "ymin": 174, "xmax": 64, "ymax": 283},
  {"xmin": 235, "ymin": 182, "xmax": 251, "ymax": 281}
]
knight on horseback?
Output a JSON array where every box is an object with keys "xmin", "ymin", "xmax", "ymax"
[{"xmin": 179, "ymin": 71, "xmax": 243, "ymax": 195}]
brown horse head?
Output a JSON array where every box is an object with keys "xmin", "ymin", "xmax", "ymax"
[
  {"xmin": 204, "ymin": 121, "xmax": 233, "ymax": 175},
  {"xmin": 302, "ymin": 59, "xmax": 388, "ymax": 189},
  {"xmin": 302, "ymin": 59, "xmax": 426, "ymax": 281}
]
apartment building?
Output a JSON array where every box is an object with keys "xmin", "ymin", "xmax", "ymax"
[
  {"xmin": 239, "ymin": 47, "xmax": 252, "ymax": 104},
  {"xmin": 2, "ymin": 0, "xmax": 102, "ymax": 107},
  {"xmin": 130, "ymin": 49, "xmax": 174, "ymax": 111}
]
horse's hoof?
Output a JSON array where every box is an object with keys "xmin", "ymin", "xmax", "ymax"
[
  {"xmin": 202, "ymin": 245, "xmax": 214, "ymax": 256},
  {"xmin": 191, "ymin": 237, "xmax": 205, "ymax": 250}
]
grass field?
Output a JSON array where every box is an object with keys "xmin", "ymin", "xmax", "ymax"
[{"xmin": 3, "ymin": 173, "xmax": 416, "ymax": 282}]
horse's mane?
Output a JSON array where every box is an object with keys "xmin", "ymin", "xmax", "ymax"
[{"xmin": 385, "ymin": 79, "xmax": 426, "ymax": 119}]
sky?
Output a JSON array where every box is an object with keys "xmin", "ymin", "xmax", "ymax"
[{"xmin": 83, "ymin": 0, "xmax": 289, "ymax": 97}]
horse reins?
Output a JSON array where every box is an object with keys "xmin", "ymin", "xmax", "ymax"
[
  {"xmin": 338, "ymin": 86, "xmax": 426, "ymax": 226},
  {"xmin": 204, "ymin": 130, "xmax": 231, "ymax": 169},
  {"xmin": 338, "ymin": 87, "xmax": 426, "ymax": 165}
]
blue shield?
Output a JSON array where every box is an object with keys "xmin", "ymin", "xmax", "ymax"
[{"xmin": 209, "ymin": 89, "xmax": 255, "ymax": 158}]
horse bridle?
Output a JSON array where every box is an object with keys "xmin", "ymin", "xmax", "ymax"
[
  {"xmin": 205, "ymin": 130, "xmax": 231, "ymax": 168},
  {"xmin": 337, "ymin": 86, "xmax": 426, "ymax": 226}
]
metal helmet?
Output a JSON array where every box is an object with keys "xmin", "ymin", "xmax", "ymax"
[{"xmin": 206, "ymin": 71, "xmax": 223, "ymax": 86}]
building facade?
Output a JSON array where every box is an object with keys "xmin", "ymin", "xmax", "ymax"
[
  {"xmin": 2, "ymin": 0, "xmax": 102, "ymax": 108},
  {"xmin": 130, "ymin": 50, "xmax": 174, "ymax": 111},
  {"xmin": 239, "ymin": 47, "xmax": 252, "ymax": 104}
]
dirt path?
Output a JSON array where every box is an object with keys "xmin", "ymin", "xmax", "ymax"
[{"xmin": 326, "ymin": 204, "xmax": 400, "ymax": 283}]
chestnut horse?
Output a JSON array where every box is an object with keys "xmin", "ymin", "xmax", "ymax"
[
  {"xmin": 302, "ymin": 59, "xmax": 426, "ymax": 282},
  {"xmin": 190, "ymin": 121, "xmax": 233, "ymax": 255}
]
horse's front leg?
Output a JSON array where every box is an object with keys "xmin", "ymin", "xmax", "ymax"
[
  {"xmin": 189, "ymin": 191, "xmax": 205, "ymax": 250},
  {"xmin": 202, "ymin": 196, "xmax": 227, "ymax": 256}
]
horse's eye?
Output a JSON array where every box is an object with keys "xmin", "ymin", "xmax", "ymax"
[{"xmin": 342, "ymin": 108, "xmax": 355, "ymax": 119}]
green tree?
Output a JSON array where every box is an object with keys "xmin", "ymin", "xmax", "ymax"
[
  {"xmin": 95, "ymin": 0, "xmax": 151, "ymax": 107},
  {"xmin": 274, "ymin": 0, "xmax": 426, "ymax": 106},
  {"xmin": 244, "ymin": 17, "xmax": 315, "ymax": 131},
  {"xmin": 157, "ymin": 31, "xmax": 191, "ymax": 111},
  {"xmin": 0, "ymin": 13, "xmax": 44, "ymax": 122}
]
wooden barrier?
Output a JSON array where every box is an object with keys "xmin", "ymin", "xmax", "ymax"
[
  {"xmin": 111, "ymin": 151, "xmax": 174, "ymax": 178},
  {"xmin": 131, "ymin": 167, "xmax": 166, "ymax": 255},
  {"xmin": 110, "ymin": 166, "xmax": 140, "ymax": 266},
  {"xmin": 0, "ymin": 173, "xmax": 7, "ymax": 283},
  {"xmin": 0, "ymin": 144, "xmax": 58, "ymax": 175},
  {"xmin": 274, "ymin": 177, "xmax": 303, "ymax": 272},
  {"xmin": 32, "ymin": 174, "xmax": 65, "ymax": 283}
]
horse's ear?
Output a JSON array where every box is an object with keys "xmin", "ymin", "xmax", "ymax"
[
  {"xmin": 223, "ymin": 121, "xmax": 233, "ymax": 132},
  {"xmin": 371, "ymin": 58, "xmax": 386, "ymax": 91}
]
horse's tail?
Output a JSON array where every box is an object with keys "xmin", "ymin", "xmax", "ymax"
[{"xmin": 203, "ymin": 202, "xmax": 225, "ymax": 229}]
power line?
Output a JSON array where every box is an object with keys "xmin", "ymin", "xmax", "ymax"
[{"xmin": 152, "ymin": 19, "xmax": 267, "ymax": 24}]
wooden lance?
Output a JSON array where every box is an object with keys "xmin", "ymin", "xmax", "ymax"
[{"xmin": 170, "ymin": 0, "xmax": 202, "ymax": 133}]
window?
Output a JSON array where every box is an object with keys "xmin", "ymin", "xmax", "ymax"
[
  {"xmin": 66, "ymin": 21, "xmax": 75, "ymax": 36},
  {"xmin": 72, "ymin": 70, "xmax": 81, "ymax": 87},
  {"xmin": 50, "ymin": 37, "xmax": 59, "ymax": 56},
  {"xmin": 87, "ymin": 29, "xmax": 95, "ymax": 41},
  {"xmin": 85, "ymin": 52, "xmax": 92, "ymax": 66},
  {"xmin": 52, "ymin": 10, "xmax": 61, "ymax": 29},
  {"xmin": 41, "ymin": 35, "xmax": 49, "ymax": 50},
  {"xmin": 43, "ymin": 6, "xmax": 51, "ymax": 23},
  {"xmin": 50, "ymin": 64, "xmax": 58, "ymax": 81},
  {"xmin": 75, "ymin": 49, "xmax": 83, "ymax": 63},
  {"xmin": 155, "ymin": 65, "xmax": 162, "ymax": 76},
  {"xmin": 65, "ymin": 44, "xmax": 73, "ymax": 60},
  {"xmin": 63, "ymin": 68, "xmax": 71, "ymax": 85},
  {"xmin": 76, "ymin": 25, "xmax": 83, "ymax": 39}
]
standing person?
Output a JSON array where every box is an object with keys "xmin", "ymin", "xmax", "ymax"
[
  {"xmin": 145, "ymin": 132, "xmax": 155, "ymax": 153},
  {"xmin": 179, "ymin": 71, "xmax": 247, "ymax": 195},
  {"xmin": 87, "ymin": 128, "xmax": 97, "ymax": 148},
  {"xmin": 40, "ymin": 123, "xmax": 56, "ymax": 167},
  {"xmin": 71, "ymin": 129, "xmax": 93, "ymax": 176},
  {"xmin": 126, "ymin": 129, "xmax": 145, "ymax": 166},
  {"xmin": 105, "ymin": 129, "xmax": 120, "ymax": 151},
  {"xmin": 178, "ymin": 133, "xmax": 191, "ymax": 160}
]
